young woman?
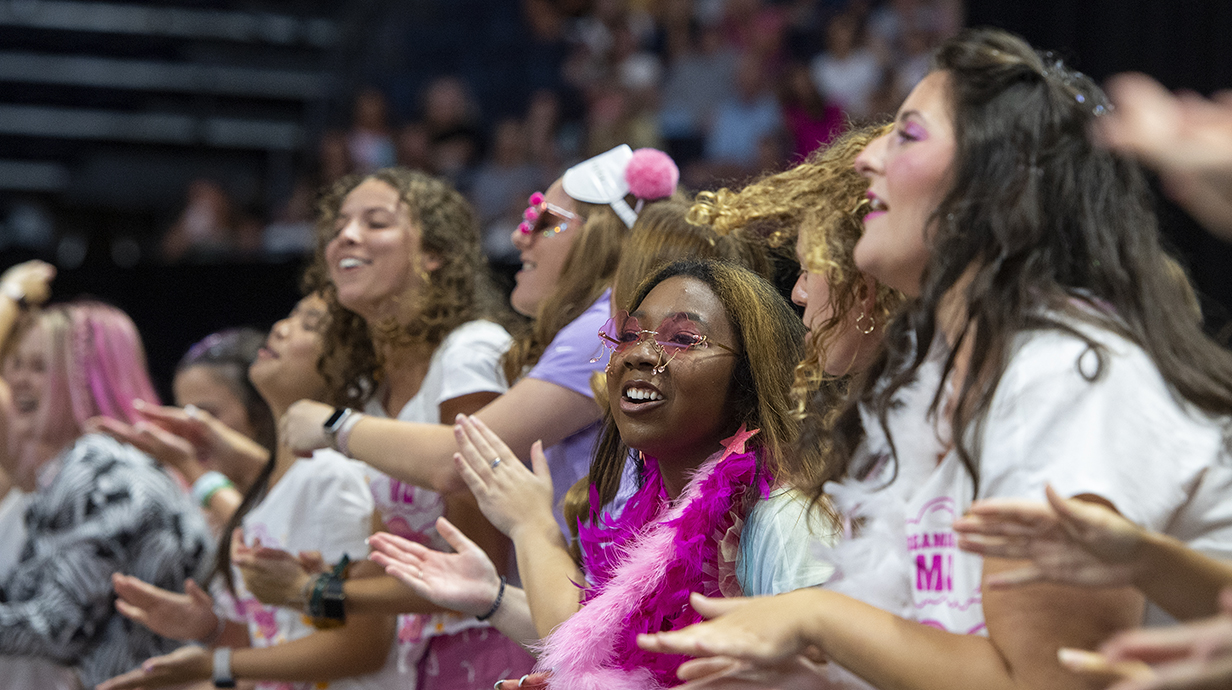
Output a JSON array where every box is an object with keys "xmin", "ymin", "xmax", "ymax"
[
  {"xmin": 248, "ymin": 167, "xmax": 533, "ymax": 688},
  {"xmin": 100, "ymin": 294, "xmax": 402, "ymax": 690},
  {"xmin": 277, "ymin": 146, "xmax": 680, "ymax": 536},
  {"xmin": 0, "ymin": 294, "xmax": 211, "ymax": 690},
  {"xmin": 638, "ymin": 28, "xmax": 1232, "ymax": 690}
]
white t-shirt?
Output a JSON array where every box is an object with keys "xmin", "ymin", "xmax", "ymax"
[
  {"xmin": 222, "ymin": 450, "xmax": 401, "ymax": 690},
  {"xmin": 362, "ymin": 319, "xmax": 511, "ymax": 676},
  {"xmin": 809, "ymin": 49, "xmax": 882, "ymax": 117},
  {"xmin": 878, "ymin": 324, "xmax": 1232, "ymax": 635},
  {"xmin": 736, "ymin": 487, "xmax": 837, "ymax": 596}
]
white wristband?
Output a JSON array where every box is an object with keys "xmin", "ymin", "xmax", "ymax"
[{"xmin": 212, "ymin": 646, "xmax": 236, "ymax": 688}]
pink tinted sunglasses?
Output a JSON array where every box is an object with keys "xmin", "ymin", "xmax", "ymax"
[
  {"xmin": 597, "ymin": 310, "xmax": 736, "ymax": 374},
  {"xmin": 518, "ymin": 191, "xmax": 579, "ymax": 237}
]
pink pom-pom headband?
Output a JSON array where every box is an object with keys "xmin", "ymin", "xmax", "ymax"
[{"xmin": 560, "ymin": 145, "xmax": 679, "ymax": 229}]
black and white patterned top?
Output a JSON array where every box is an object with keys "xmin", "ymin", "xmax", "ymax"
[{"xmin": 0, "ymin": 434, "xmax": 212, "ymax": 687}]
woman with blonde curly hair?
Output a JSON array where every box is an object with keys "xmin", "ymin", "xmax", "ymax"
[{"xmin": 691, "ymin": 124, "xmax": 904, "ymax": 484}]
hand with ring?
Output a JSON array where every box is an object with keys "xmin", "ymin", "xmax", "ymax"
[{"xmin": 452, "ymin": 414, "xmax": 556, "ymax": 538}]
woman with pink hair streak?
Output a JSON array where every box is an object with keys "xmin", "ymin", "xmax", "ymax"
[{"xmin": 0, "ymin": 263, "xmax": 210, "ymax": 689}]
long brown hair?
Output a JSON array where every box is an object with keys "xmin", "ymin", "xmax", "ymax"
[
  {"xmin": 501, "ymin": 202, "xmax": 627, "ymax": 383},
  {"xmin": 689, "ymin": 126, "xmax": 906, "ymax": 487},
  {"xmin": 823, "ymin": 28, "xmax": 1232, "ymax": 497}
]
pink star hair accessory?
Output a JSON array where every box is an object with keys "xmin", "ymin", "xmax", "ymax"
[{"xmin": 719, "ymin": 423, "xmax": 759, "ymax": 462}]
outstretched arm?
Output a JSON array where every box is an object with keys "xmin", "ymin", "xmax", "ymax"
[
  {"xmin": 369, "ymin": 517, "xmax": 539, "ymax": 646},
  {"xmin": 97, "ymin": 607, "xmax": 396, "ymax": 689},
  {"xmin": 639, "ymin": 552, "xmax": 1144, "ymax": 690},
  {"xmin": 955, "ymin": 484, "xmax": 1232, "ymax": 620},
  {"xmin": 280, "ymin": 377, "xmax": 599, "ymax": 494}
]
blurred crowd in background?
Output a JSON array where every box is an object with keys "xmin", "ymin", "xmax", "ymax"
[{"xmin": 94, "ymin": 0, "xmax": 961, "ymax": 268}]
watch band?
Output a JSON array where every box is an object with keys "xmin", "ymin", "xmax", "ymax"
[
  {"xmin": 322, "ymin": 407, "xmax": 354, "ymax": 446},
  {"xmin": 212, "ymin": 647, "xmax": 236, "ymax": 688}
]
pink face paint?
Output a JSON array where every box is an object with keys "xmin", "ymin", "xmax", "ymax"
[{"xmin": 903, "ymin": 121, "xmax": 929, "ymax": 141}]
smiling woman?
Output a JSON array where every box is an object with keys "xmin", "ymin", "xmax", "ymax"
[{"xmin": 508, "ymin": 259, "xmax": 833, "ymax": 689}]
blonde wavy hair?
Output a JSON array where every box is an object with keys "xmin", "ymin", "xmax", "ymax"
[{"xmin": 689, "ymin": 124, "xmax": 905, "ymax": 485}]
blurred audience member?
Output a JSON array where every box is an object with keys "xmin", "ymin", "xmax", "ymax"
[
  {"xmin": 704, "ymin": 55, "xmax": 782, "ymax": 174},
  {"xmin": 780, "ymin": 62, "xmax": 846, "ymax": 160},
  {"xmin": 470, "ymin": 119, "xmax": 544, "ymax": 264},
  {"xmin": 810, "ymin": 11, "xmax": 884, "ymax": 118},
  {"xmin": 422, "ymin": 76, "xmax": 484, "ymax": 188},
  {"xmin": 162, "ymin": 179, "xmax": 262, "ymax": 263},
  {"xmin": 658, "ymin": 22, "xmax": 739, "ymax": 167},
  {"xmin": 395, "ymin": 122, "xmax": 435, "ymax": 173},
  {"xmin": 347, "ymin": 87, "xmax": 397, "ymax": 173}
]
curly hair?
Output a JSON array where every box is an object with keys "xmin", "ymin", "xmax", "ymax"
[
  {"xmin": 303, "ymin": 168, "xmax": 511, "ymax": 407},
  {"xmin": 688, "ymin": 125, "xmax": 906, "ymax": 487}
]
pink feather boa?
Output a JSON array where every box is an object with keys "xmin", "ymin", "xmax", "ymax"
[{"xmin": 534, "ymin": 442, "xmax": 770, "ymax": 690}]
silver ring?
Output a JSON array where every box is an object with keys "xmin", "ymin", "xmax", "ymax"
[
  {"xmin": 518, "ymin": 675, "xmax": 531, "ymax": 688},
  {"xmin": 490, "ymin": 457, "xmax": 502, "ymax": 470},
  {"xmin": 494, "ymin": 682, "xmax": 503, "ymax": 690}
]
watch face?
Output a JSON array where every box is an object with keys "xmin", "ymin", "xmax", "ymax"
[{"xmin": 323, "ymin": 407, "xmax": 348, "ymax": 431}]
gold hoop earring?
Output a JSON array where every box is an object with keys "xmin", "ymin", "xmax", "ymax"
[{"xmin": 855, "ymin": 311, "xmax": 876, "ymax": 335}]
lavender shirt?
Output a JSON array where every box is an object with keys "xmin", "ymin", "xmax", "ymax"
[{"xmin": 525, "ymin": 289, "xmax": 611, "ymax": 534}]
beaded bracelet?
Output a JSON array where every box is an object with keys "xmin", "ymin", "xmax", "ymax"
[{"xmin": 476, "ymin": 576, "xmax": 507, "ymax": 621}]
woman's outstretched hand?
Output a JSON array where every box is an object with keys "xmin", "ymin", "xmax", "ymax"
[
  {"xmin": 280, "ymin": 399, "xmax": 336, "ymax": 457},
  {"xmin": 369, "ymin": 516, "xmax": 503, "ymax": 617},
  {"xmin": 1054, "ymin": 588, "xmax": 1232, "ymax": 690},
  {"xmin": 953, "ymin": 484, "xmax": 1146, "ymax": 589},
  {"xmin": 452, "ymin": 414, "xmax": 555, "ymax": 538},
  {"xmin": 1094, "ymin": 72, "xmax": 1232, "ymax": 240},
  {"xmin": 96, "ymin": 644, "xmax": 212, "ymax": 690},
  {"xmin": 87, "ymin": 415, "xmax": 201, "ymax": 480},
  {"xmin": 233, "ymin": 539, "xmax": 323, "ymax": 610},
  {"xmin": 637, "ymin": 591, "xmax": 814, "ymax": 666},
  {"xmin": 112, "ymin": 573, "xmax": 218, "ymax": 642},
  {"xmin": 129, "ymin": 400, "xmax": 269, "ymax": 486}
]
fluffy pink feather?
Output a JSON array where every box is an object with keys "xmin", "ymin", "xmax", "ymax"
[
  {"xmin": 537, "ymin": 447, "xmax": 768, "ymax": 689},
  {"xmin": 624, "ymin": 148, "xmax": 679, "ymax": 200}
]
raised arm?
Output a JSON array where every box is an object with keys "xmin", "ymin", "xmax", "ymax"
[
  {"xmin": 453, "ymin": 415, "xmax": 585, "ymax": 637},
  {"xmin": 280, "ymin": 377, "xmax": 599, "ymax": 495}
]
